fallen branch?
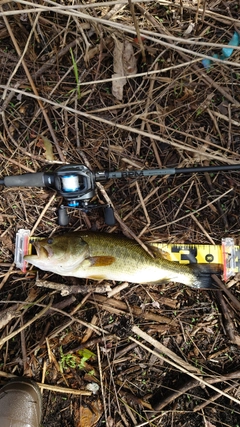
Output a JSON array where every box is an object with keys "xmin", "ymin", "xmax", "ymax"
[{"xmin": 36, "ymin": 278, "xmax": 112, "ymax": 296}]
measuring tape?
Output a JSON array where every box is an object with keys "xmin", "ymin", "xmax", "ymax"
[
  {"xmin": 14, "ymin": 230, "xmax": 238, "ymax": 281},
  {"xmin": 153, "ymin": 238, "xmax": 238, "ymax": 281}
]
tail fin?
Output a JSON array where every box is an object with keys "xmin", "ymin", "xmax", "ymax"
[{"xmin": 190, "ymin": 264, "xmax": 222, "ymax": 289}]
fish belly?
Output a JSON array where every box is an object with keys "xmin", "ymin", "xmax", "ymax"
[{"xmin": 71, "ymin": 257, "xmax": 193, "ymax": 285}]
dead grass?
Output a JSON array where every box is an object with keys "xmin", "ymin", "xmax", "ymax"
[{"xmin": 1, "ymin": 1, "xmax": 240, "ymax": 426}]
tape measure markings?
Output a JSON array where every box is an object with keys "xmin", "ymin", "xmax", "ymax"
[{"xmin": 152, "ymin": 243, "xmax": 240, "ymax": 274}]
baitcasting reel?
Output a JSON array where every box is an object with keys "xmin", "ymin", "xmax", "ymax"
[
  {"xmin": 1, "ymin": 162, "xmax": 240, "ymax": 226},
  {"xmin": 0, "ymin": 164, "xmax": 115, "ymax": 226}
]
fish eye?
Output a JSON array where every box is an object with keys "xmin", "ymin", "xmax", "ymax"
[{"xmin": 47, "ymin": 238, "xmax": 53, "ymax": 244}]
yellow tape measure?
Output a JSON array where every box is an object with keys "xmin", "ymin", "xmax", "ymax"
[
  {"xmin": 153, "ymin": 243, "xmax": 221, "ymax": 264},
  {"xmin": 152, "ymin": 238, "xmax": 239, "ymax": 281}
]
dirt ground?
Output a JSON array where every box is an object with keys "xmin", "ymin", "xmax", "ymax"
[{"xmin": 1, "ymin": 1, "xmax": 240, "ymax": 426}]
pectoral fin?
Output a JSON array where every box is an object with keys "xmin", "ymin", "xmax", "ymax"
[{"xmin": 81, "ymin": 256, "xmax": 116, "ymax": 268}]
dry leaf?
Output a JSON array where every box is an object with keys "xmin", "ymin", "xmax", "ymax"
[
  {"xmin": 84, "ymin": 36, "xmax": 112, "ymax": 63},
  {"xmin": 122, "ymin": 40, "xmax": 137, "ymax": 75},
  {"xmin": 112, "ymin": 37, "xmax": 137, "ymax": 100},
  {"xmin": 36, "ymin": 135, "xmax": 55, "ymax": 161},
  {"xmin": 0, "ymin": 312, "xmax": 17, "ymax": 330},
  {"xmin": 183, "ymin": 22, "xmax": 195, "ymax": 36},
  {"xmin": 111, "ymin": 72, "xmax": 126, "ymax": 100},
  {"xmin": 112, "ymin": 38, "xmax": 126, "ymax": 100},
  {"xmin": 75, "ymin": 399, "xmax": 103, "ymax": 427},
  {"xmin": 2, "ymin": 234, "xmax": 13, "ymax": 252}
]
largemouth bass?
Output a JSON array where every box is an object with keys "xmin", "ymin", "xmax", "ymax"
[{"xmin": 25, "ymin": 232, "xmax": 219, "ymax": 288}]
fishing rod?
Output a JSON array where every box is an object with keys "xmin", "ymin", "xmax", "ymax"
[{"xmin": 1, "ymin": 163, "xmax": 240, "ymax": 226}]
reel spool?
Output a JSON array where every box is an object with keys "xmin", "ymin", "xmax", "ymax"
[{"xmin": 57, "ymin": 167, "xmax": 115, "ymax": 226}]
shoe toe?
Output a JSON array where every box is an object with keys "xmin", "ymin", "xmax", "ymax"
[{"xmin": 0, "ymin": 377, "xmax": 42, "ymax": 427}]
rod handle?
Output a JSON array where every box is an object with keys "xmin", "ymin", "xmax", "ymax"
[{"xmin": 4, "ymin": 172, "xmax": 50, "ymax": 187}]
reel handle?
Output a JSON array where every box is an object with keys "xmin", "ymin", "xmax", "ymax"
[
  {"xmin": 57, "ymin": 204, "xmax": 115, "ymax": 226},
  {"xmin": 104, "ymin": 206, "xmax": 115, "ymax": 226},
  {"xmin": 58, "ymin": 206, "xmax": 70, "ymax": 226}
]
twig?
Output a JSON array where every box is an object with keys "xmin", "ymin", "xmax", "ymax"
[
  {"xmin": 0, "ymin": 371, "xmax": 91, "ymax": 395},
  {"xmin": 107, "ymin": 282, "xmax": 129, "ymax": 297},
  {"xmin": 0, "ymin": 297, "xmax": 54, "ymax": 347},
  {"xmin": 212, "ymin": 275, "xmax": 240, "ymax": 345},
  {"xmin": 0, "ymin": 263, "xmax": 15, "ymax": 291},
  {"xmin": 190, "ymin": 213, "xmax": 215, "ymax": 245},
  {"xmin": 151, "ymin": 188, "xmax": 233, "ymax": 231},
  {"xmin": 131, "ymin": 325, "xmax": 200, "ymax": 373},
  {"xmin": 36, "ymin": 278, "xmax": 112, "ymax": 296},
  {"xmin": 174, "ymin": 180, "xmax": 194, "ymax": 220},
  {"xmin": 135, "ymin": 2, "xmax": 239, "ymax": 106},
  {"xmin": 3, "ymin": 2, "xmax": 240, "ymax": 67},
  {"xmin": 194, "ymin": 384, "xmax": 235, "ymax": 412},
  {"xmin": 129, "ymin": 331, "xmax": 240, "ymax": 407},
  {"xmin": 0, "ymin": 300, "xmax": 107, "ymax": 336},
  {"xmin": 0, "ymin": 151, "xmax": 35, "ymax": 172},
  {"xmin": 151, "ymin": 370, "xmax": 240, "ymax": 412},
  {"xmin": 136, "ymin": 62, "xmax": 161, "ymax": 155},
  {"xmin": 97, "ymin": 343, "xmax": 109, "ymax": 426},
  {"xmin": 92, "ymin": 294, "xmax": 177, "ymax": 325},
  {"xmin": 69, "ymin": 334, "xmax": 117, "ymax": 354},
  {"xmin": 20, "ymin": 316, "xmax": 28, "ymax": 374},
  {"xmin": 30, "ymin": 194, "xmax": 56, "ymax": 236},
  {"xmin": 128, "ymin": 0, "xmax": 146, "ymax": 63},
  {"xmin": 1, "ymin": 84, "xmax": 237, "ymax": 163},
  {"xmin": 0, "ymin": 6, "xmax": 65, "ymax": 162},
  {"xmin": 212, "ymin": 274, "xmax": 240, "ymax": 312},
  {"xmin": 135, "ymin": 181, "xmax": 151, "ymax": 235}
]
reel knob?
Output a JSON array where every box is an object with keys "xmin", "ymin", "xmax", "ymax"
[
  {"xmin": 104, "ymin": 205, "xmax": 115, "ymax": 226},
  {"xmin": 58, "ymin": 205, "xmax": 69, "ymax": 226}
]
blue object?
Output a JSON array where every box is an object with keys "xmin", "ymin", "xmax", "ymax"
[
  {"xmin": 222, "ymin": 31, "xmax": 240, "ymax": 58},
  {"xmin": 202, "ymin": 30, "xmax": 240, "ymax": 69},
  {"xmin": 68, "ymin": 200, "xmax": 79, "ymax": 207},
  {"xmin": 202, "ymin": 58, "xmax": 211, "ymax": 69}
]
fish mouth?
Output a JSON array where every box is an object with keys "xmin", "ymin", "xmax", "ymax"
[
  {"xmin": 35, "ymin": 242, "xmax": 53, "ymax": 259},
  {"xmin": 25, "ymin": 242, "xmax": 52, "ymax": 261}
]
